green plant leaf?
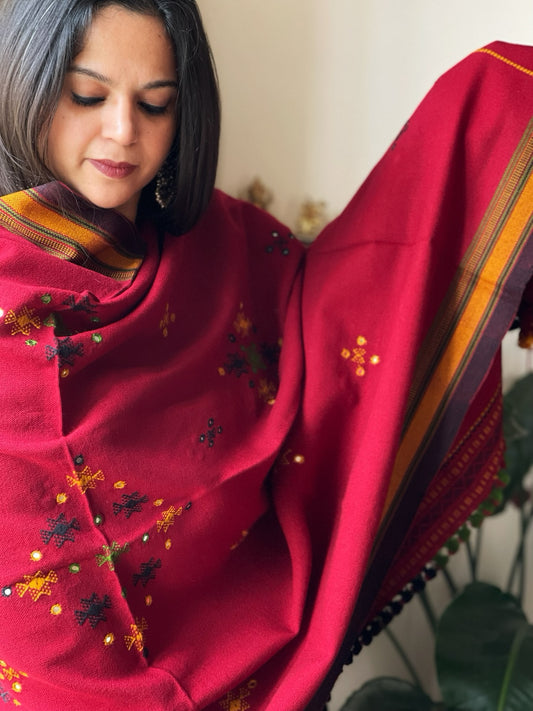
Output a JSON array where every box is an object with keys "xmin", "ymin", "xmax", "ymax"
[
  {"xmin": 339, "ymin": 677, "xmax": 440, "ymax": 711},
  {"xmin": 498, "ymin": 372, "xmax": 533, "ymax": 511},
  {"xmin": 436, "ymin": 582, "xmax": 533, "ymax": 711}
]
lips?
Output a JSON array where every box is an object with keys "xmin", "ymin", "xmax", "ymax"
[{"xmin": 88, "ymin": 159, "xmax": 137, "ymax": 179}]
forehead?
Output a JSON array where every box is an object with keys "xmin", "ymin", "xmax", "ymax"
[{"xmin": 74, "ymin": 6, "xmax": 176, "ymax": 80}]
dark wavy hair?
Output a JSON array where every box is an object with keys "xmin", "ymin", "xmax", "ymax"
[{"xmin": 0, "ymin": 0, "xmax": 220, "ymax": 234}]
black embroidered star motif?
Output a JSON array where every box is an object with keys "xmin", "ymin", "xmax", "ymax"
[
  {"xmin": 0, "ymin": 684, "xmax": 11, "ymax": 703},
  {"xmin": 75, "ymin": 593, "xmax": 112, "ymax": 628},
  {"xmin": 40, "ymin": 513, "xmax": 81, "ymax": 548},
  {"xmin": 113, "ymin": 491, "xmax": 149, "ymax": 519},
  {"xmin": 133, "ymin": 558, "xmax": 162, "ymax": 587},
  {"xmin": 45, "ymin": 336, "xmax": 84, "ymax": 367},
  {"xmin": 63, "ymin": 295, "xmax": 97, "ymax": 314},
  {"xmin": 223, "ymin": 352, "xmax": 249, "ymax": 377}
]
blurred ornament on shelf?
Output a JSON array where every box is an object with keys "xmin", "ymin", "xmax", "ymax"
[{"xmin": 241, "ymin": 177, "xmax": 274, "ymax": 212}]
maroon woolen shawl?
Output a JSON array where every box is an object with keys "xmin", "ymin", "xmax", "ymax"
[{"xmin": 0, "ymin": 42, "xmax": 532, "ymax": 711}]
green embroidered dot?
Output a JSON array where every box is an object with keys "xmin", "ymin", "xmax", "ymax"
[
  {"xmin": 92, "ymin": 333, "xmax": 103, "ymax": 344},
  {"xmin": 41, "ymin": 293, "xmax": 52, "ymax": 304},
  {"xmin": 121, "ymin": 588, "xmax": 128, "ymax": 599},
  {"xmin": 91, "ymin": 316, "xmax": 101, "ymax": 323},
  {"xmin": 94, "ymin": 514, "xmax": 104, "ymax": 526},
  {"xmin": 25, "ymin": 339, "xmax": 38, "ymax": 347},
  {"xmin": 43, "ymin": 315, "xmax": 56, "ymax": 328},
  {"xmin": 142, "ymin": 533, "xmax": 150, "ymax": 544},
  {"xmin": 69, "ymin": 563, "xmax": 81, "ymax": 574}
]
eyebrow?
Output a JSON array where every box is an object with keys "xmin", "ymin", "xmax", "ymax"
[{"xmin": 69, "ymin": 65, "xmax": 178, "ymax": 90}]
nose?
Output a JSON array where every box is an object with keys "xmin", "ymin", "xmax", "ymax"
[{"xmin": 101, "ymin": 97, "xmax": 137, "ymax": 146}]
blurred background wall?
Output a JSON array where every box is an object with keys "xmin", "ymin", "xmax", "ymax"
[{"xmin": 197, "ymin": 2, "xmax": 533, "ymax": 708}]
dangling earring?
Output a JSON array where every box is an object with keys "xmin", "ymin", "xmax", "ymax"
[{"xmin": 155, "ymin": 155, "xmax": 176, "ymax": 209}]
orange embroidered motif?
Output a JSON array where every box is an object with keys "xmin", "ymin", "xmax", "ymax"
[
  {"xmin": 341, "ymin": 336, "xmax": 381, "ymax": 377},
  {"xmin": 15, "ymin": 570, "xmax": 58, "ymax": 601},
  {"xmin": 67, "ymin": 465, "xmax": 105, "ymax": 494},
  {"xmin": 157, "ymin": 505, "xmax": 182, "ymax": 533},
  {"xmin": 0, "ymin": 662, "xmax": 27, "ymax": 684},
  {"xmin": 256, "ymin": 378, "xmax": 277, "ymax": 405},
  {"xmin": 220, "ymin": 679, "xmax": 257, "ymax": 711},
  {"xmin": 4, "ymin": 306, "xmax": 41, "ymax": 336},
  {"xmin": 159, "ymin": 302, "xmax": 176, "ymax": 338},
  {"xmin": 124, "ymin": 618, "xmax": 148, "ymax": 652},
  {"xmin": 233, "ymin": 309, "xmax": 253, "ymax": 337}
]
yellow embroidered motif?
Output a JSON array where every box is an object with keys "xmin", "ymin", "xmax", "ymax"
[
  {"xmin": 30, "ymin": 550, "xmax": 43, "ymax": 562},
  {"xmin": 103, "ymin": 633, "xmax": 115, "ymax": 646},
  {"xmin": 124, "ymin": 618, "xmax": 148, "ymax": 652},
  {"xmin": 0, "ymin": 662, "xmax": 27, "ymax": 683},
  {"xmin": 4, "ymin": 306, "xmax": 41, "ymax": 336},
  {"xmin": 56, "ymin": 493, "xmax": 68, "ymax": 504},
  {"xmin": 256, "ymin": 378, "xmax": 277, "ymax": 405},
  {"xmin": 157, "ymin": 505, "xmax": 182, "ymax": 533},
  {"xmin": 114, "ymin": 480, "xmax": 127, "ymax": 489},
  {"xmin": 50, "ymin": 604, "xmax": 62, "ymax": 616},
  {"xmin": 159, "ymin": 302, "xmax": 176, "ymax": 338},
  {"xmin": 220, "ymin": 679, "xmax": 257, "ymax": 711},
  {"xmin": 67, "ymin": 465, "xmax": 104, "ymax": 494},
  {"xmin": 233, "ymin": 310, "xmax": 253, "ymax": 337},
  {"xmin": 341, "ymin": 336, "xmax": 381, "ymax": 377},
  {"xmin": 15, "ymin": 570, "xmax": 58, "ymax": 601},
  {"xmin": 153, "ymin": 498, "xmax": 164, "ymax": 507}
]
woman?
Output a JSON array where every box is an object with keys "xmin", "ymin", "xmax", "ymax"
[{"xmin": 0, "ymin": 1, "xmax": 531, "ymax": 710}]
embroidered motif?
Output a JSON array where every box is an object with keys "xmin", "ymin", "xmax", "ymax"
[
  {"xmin": 1, "ymin": 587, "xmax": 13, "ymax": 598},
  {"xmin": 25, "ymin": 339, "xmax": 38, "ymax": 347},
  {"xmin": 4, "ymin": 306, "xmax": 41, "ymax": 336},
  {"xmin": 0, "ymin": 684, "xmax": 10, "ymax": 704},
  {"xmin": 75, "ymin": 593, "xmax": 112, "ymax": 628},
  {"xmin": 233, "ymin": 311, "xmax": 253, "ymax": 337},
  {"xmin": 113, "ymin": 491, "xmax": 149, "ymax": 518},
  {"xmin": 160, "ymin": 302, "xmax": 176, "ymax": 338},
  {"xmin": 256, "ymin": 378, "xmax": 277, "ymax": 405},
  {"xmin": 103, "ymin": 633, "xmax": 115, "ymax": 646},
  {"xmin": 219, "ymin": 679, "xmax": 258, "ymax": 711},
  {"xmin": 157, "ymin": 506, "xmax": 180, "ymax": 533},
  {"xmin": 92, "ymin": 333, "xmax": 103, "ymax": 344},
  {"xmin": 15, "ymin": 570, "xmax": 58, "ymax": 601},
  {"xmin": 63, "ymin": 295, "xmax": 97, "ymax": 314},
  {"xmin": 46, "ymin": 336, "xmax": 84, "ymax": 368},
  {"xmin": 199, "ymin": 418, "xmax": 223, "ymax": 448},
  {"xmin": 114, "ymin": 480, "xmax": 127, "ymax": 489},
  {"xmin": 30, "ymin": 550, "xmax": 43, "ymax": 562},
  {"xmin": 133, "ymin": 558, "xmax": 162, "ymax": 587},
  {"xmin": 265, "ymin": 229, "xmax": 293, "ymax": 256},
  {"xmin": 0, "ymin": 661, "xmax": 27, "ymax": 684},
  {"xmin": 124, "ymin": 617, "xmax": 148, "ymax": 652},
  {"xmin": 341, "ymin": 336, "xmax": 381, "ymax": 377},
  {"xmin": 96, "ymin": 542, "xmax": 130, "ymax": 571},
  {"xmin": 56, "ymin": 493, "xmax": 68, "ymax": 504},
  {"xmin": 69, "ymin": 563, "xmax": 81, "ymax": 574},
  {"xmin": 67, "ymin": 465, "xmax": 104, "ymax": 494},
  {"xmin": 40, "ymin": 513, "xmax": 80, "ymax": 547},
  {"xmin": 50, "ymin": 603, "xmax": 62, "ymax": 616},
  {"xmin": 41, "ymin": 294, "xmax": 52, "ymax": 304},
  {"xmin": 221, "ymin": 352, "xmax": 249, "ymax": 378}
]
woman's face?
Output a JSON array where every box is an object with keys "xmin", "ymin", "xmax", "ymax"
[{"xmin": 46, "ymin": 6, "xmax": 178, "ymax": 222}]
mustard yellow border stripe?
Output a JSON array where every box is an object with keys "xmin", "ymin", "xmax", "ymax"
[
  {"xmin": 383, "ymin": 122, "xmax": 533, "ymax": 513},
  {"xmin": 476, "ymin": 47, "xmax": 533, "ymax": 78}
]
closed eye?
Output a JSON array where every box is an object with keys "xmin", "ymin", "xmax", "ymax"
[
  {"xmin": 71, "ymin": 92, "xmax": 104, "ymax": 107},
  {"xmin": 139, "ymin": 101, "xmax": 169, "ymax": 116}
]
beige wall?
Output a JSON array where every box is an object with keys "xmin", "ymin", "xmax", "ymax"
[{"xmin": 197, "ymin": 3, "xmax": 533, "ymax": 708}]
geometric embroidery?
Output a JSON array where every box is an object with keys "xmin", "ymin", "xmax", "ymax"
[
  {"xmin": 63, "ymin": 295, "xmax": 97, "ymax": 314},
  {"xmin": 0, "ymin": 683, "xmax": 10, "ymax": 704},
  {"xmin": 40, "ymin": 513, "xmax": 80, "ymax": 548},
  {"xmin": 156, "ymin": 505, "xmax": 182, "ymax": 533},
  {"xmin": 113, "ymin": 492, "xmax": 149, "ymax": 519},
  {"xmin": 159, "ymin": 302, "xmax": 176, "ymax": 338},
  {"xmin": 67, "ymin": 465, "xmax": 105, "ymax": 494},
  {"xmin": 4, "ymin": 306, "xmax": 41, "ymax": 336},
  {"xmin": 265, "ymin": 229, "xmax": 293, "ymax": 256},
  {"xmin": 124, "ymin": 617, "xmax": 148, "ymax": 652},
  {"xmin": 96, "ymin": 542, "xmax": 130, "ymax": 571},
  {"xmin": 45, "ymin": 336, "xmax": 84, "ymax": 368},
  {"xmin": 132, "ymin": 558, "xmax": 162, "ymax": 587},
  {"xmin": 75, "ymin": 593, "xmax": 112, "ymax": 628},
  {"xmin": 15, "ymin": 570, "xmax": 58, "ymax": 601},
  {"xmin": 219, "ymin": 679, "xmax": 258, "ymax": 711},
  {"xmin": 341, "ymin": 335, "xmax": 381, "ymax": 377},
  {"xmin": 199, "ymin": 418, "xmax": 223, "ymax": 448}
]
